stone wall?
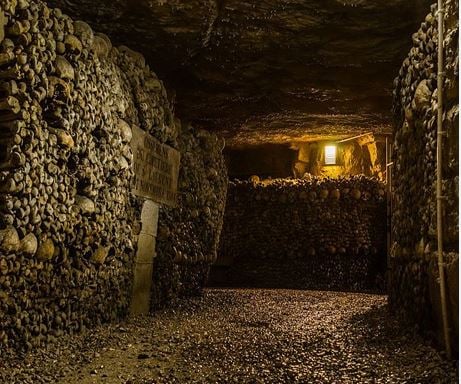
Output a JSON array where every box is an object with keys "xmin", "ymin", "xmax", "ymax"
[
  {"xmin": 292, "ymin": 137, "xmax": 387, "ymax": 180},
  {"xmin": 224, "ymin": 136, "xmax": 387, "ymax": 181},
  {"xmin": 0, "ymin": 0, "xmax": 226, "ymax": 352},
  {"xmin": 214, "ymin": 176, "xmax": 387, "ymax": 291},
  {"xmin": 152, "ymin": 124, "xmax": 227, "ymax": 308},
  {"xmin": 390, "ymin": 0, "xmax": 458, "ymax": 351}
]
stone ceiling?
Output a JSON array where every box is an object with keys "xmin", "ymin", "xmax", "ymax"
[{"xmin": 48, "ymin": 0, "xmax": 432, "ymax": 147}]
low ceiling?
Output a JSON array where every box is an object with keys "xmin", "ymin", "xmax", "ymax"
[{"xmin": 48, "ymin": 0, "xmax": 432, "ymax": 147}]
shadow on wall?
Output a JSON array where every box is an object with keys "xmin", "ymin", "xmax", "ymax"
[{"xmin": 224, "ymin": 144, "xmax": 297, "ymax": 179}]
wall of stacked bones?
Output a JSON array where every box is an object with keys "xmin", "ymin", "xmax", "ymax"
[
  {"xmin": 152, "ymin": 124, "xmax": 227, "ymax": 309},
  {"xmin": 216, "ymin": 176, "xmax": 387, "ymax": 292},
  {"xmin": 0, "ymin": 0, "xmax": 226, "ymax": 352},
  {"xmin": 390, "ymin": 0, "xmax": 458, "ymax": 349}
]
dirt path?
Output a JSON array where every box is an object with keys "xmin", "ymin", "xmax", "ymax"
[{"xmin": 0, "ymin": 289, "xmax": 457, "ymax": 383}]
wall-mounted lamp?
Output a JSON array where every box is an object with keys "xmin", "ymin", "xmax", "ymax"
[{"xmin": 324, "ymin": 145, "xmax": 337, "ymax": 165}]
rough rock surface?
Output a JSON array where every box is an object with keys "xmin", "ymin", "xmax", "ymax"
[
  {"xmin": 390, "ymin": 0, "xmax": 459, "ymax": 351},
  {"xmin": 46, "ymin": 0, "xmax": 432, "ymax": 145},
  {"xmin": 0, "ymin": 289, "xmax": 457, "ymax": 383},
  {"xmin": 215, "ymin": 176, "xmax": 387, "ymax": 291}
]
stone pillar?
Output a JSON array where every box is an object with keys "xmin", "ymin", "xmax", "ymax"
[{"xmin": 130, "ymin": 200, "xmax": 159, "ymax": 315}]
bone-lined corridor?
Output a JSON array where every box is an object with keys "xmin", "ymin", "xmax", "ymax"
[{"xmin": 0, "ymin": 0, "xmax": 458, "ymax": 382}]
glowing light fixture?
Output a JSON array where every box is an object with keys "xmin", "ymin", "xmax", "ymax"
[{"xmin": 324, "ymin": 145, "xmax": 337, "ymax": 165}]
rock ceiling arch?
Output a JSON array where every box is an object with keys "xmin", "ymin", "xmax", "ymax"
[{"xmin": 48, "ymin": 0, "xmax": 433, "ymax": 146}]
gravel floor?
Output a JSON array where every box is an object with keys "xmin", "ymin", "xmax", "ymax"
[{"xmin": 0, "ymin": 289, "xmax": 458, "ymax": 383}]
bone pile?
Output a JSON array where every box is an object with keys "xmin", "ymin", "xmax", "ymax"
[
  {"xmin": 390, "ymin": 0, "xmax": 458, "ymax": 333},
  {"xmin": 0, "ymin": 0, "xmax": 178, "ymax": 352},
  {"xmin": 152, "ymin": 124, "xmax": 227, "ymax": 308},
  {"xmin": 217, "ymin": 176, "xmax": 387, "ymax": 291}
]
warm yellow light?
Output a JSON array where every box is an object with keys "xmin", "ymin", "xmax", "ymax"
[{"xmin": 325, "ymin": 145, "xmax": 336, "ymax": 165}]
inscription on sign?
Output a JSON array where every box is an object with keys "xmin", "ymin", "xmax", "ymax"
[{"xmin": 131, "ymin": 125, "xmax": 180, "ymax": 207}]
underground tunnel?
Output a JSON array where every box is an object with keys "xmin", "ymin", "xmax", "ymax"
[{"xmin": 0, "ymin": 0, "xmax": 458, "ymax": 382}]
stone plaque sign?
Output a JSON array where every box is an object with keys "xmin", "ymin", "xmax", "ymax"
[{"xmin": 131, "ymin": 125, "xmax": 180, "ymax": 207}]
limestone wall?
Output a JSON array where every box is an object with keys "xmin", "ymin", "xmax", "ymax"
[
  {"xmin": 224, "ymin": 137, "xmax": 387, "ymax": 181},
  {"xmin": 390, "ymin": 0, "xmax": 458, "ymax": 350},
  {"xmin": 292, "ymin": 137, "xmax": 387, "ymax": 180},
  {"xmin": 214, "ymin": 177, "xmax": 387, "ymax": 291}
]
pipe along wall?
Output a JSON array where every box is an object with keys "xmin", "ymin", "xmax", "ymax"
[{"xmin": 0, "ymin": 0, "xmax": 227, "ymax": 352}]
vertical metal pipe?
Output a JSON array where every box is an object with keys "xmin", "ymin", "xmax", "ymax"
[
  {"xmin": 386, "ymin": 135, "xmax": 393, "ymax": 293},
  {"xmin": 436, "ymin": 0, "xmax": 451, "ymax": 359},
  {"xmin": 389, "ymin": 141, "xmax": 392, "ymax": 259},
  {"xmin": 385, "ymin": 136, "xmax": 390, "ymax": 290}
]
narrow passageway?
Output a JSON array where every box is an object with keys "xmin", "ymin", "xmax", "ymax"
[
  {"xmin": 1, "ymin": 289, "xmax": 457, "ymax": 384},
  {"xmin": 0, "ymin": 0, "xmax": 458, "ymax": 381}
]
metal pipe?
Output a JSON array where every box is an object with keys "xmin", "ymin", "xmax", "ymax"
[
  {"xmin": 386, "ymin": 136, "xmax": 391, "ymax": 291},
  {"xmin": 436, "ymin": 0, "xmax": 451, "ymax": 359},
  {"xmin": 337, "ymin": 132, "xmax": 373, "ymax": 143}
]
